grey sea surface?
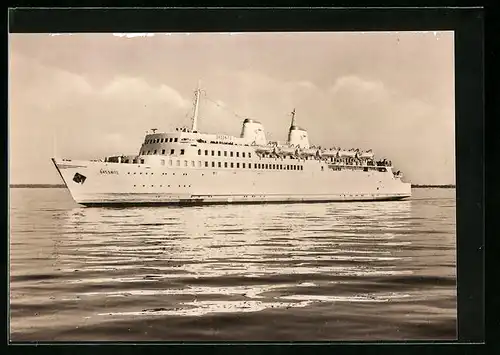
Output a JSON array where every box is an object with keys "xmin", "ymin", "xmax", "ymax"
[{"xmin": 9, "ymin": 188, "xmax": 456, "ymax": 341}]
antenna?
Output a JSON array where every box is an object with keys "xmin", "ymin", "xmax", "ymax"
[
  {"xmin": 151, "ymin": 128, "xmax": 158, "ymax": 133},
  {"xmin": 291, "ymin": 108, "xmax": 296, "ymax": 127},
  {"xmin": 192, "ymin": 80, "xmax": 201, "ymax": 132}
]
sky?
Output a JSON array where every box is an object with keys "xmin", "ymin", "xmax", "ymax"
[{"xmin": 9, "ymin": 31, "xmax": 455, "ymax": 185}]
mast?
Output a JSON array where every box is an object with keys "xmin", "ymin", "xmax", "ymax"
[
  {"xmin": 287, "ymin": 108, "xmax": 296, "ymax": 144},
  {"xmin": 290, "ymin": 108, "xmax": 296, "ymax": 128},
  {"xmin": 192, "ymin": 81, "xmax": 201, "ymax": 132}
]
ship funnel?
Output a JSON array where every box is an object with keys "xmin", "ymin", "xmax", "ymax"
[
  {"xmin": 240, "ymin": 118, "xmax": 267, "ymax": 145},
  {"xmin": 287, "ymin": 109, "xmax": 310, "ymax": 148}
]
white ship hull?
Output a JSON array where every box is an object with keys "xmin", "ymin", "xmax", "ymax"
[{"xmin": 52, "ymin": 158, "xmax": 411, "ymax": 207}]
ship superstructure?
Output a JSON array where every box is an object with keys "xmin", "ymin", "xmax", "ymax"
[{"xmin": 52, "ymin": 84, "xmax": 411, "ymax": 206}]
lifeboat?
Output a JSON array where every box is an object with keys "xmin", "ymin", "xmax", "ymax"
[
  {"xmin": 321, "ymin": 149, "xmax": 338, "ymax": 157},
  {"xmin": 279, "ymin": 146, "xmax": 297, "ymax": 155},
  {"xmin": 340, "ymin": 150, "xmax": 356, "ymax": 158},
  {"xmin": 255, "ymin": 146, "xmax": 274, "ymax": 154},
  {"xmin": 360, "ymin": 152, "xmax": 374, "ymax": 159}
]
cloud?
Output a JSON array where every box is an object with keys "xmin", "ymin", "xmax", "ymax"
[
  {"xmin": 112, "ymin": 33, "xmax": 155, "ymax": 38},
  {"xmin": 101, "ymin": 77, "xmax": 189, "ymax": 108}
]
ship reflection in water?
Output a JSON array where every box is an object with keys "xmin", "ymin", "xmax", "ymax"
[{"xmin": 9, "ymin": 188, "xmax": 456, "ymax": 341}]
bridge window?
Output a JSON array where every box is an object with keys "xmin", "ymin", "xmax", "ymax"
[
  {"xmin": 230, "ymin": 162, "xmax": 234, "ymax": 168},
  {"xmin": 242, "ymin": 163, "xmax": 246, "ymax": 168},
  {"xmin": 218, "ymin": 162, "xmax": 221, "ymax": 168},
  {"xmin": 224, "ymin": 162, "xmax": 228, "ymax": 168},
  {"xmin": 140, "ymin": 159, "xmax": 144, "ymax": 164},
  {"xmin": 218, "ymin": 151, "xmax": 221, "ymax": 156},
  {"xmin": 169, "ymin": 138, "xmax": 172, "ymax": 142},
  {"xmin": 237, "ymin": 163, "xmax": 240, "ymax": 168},
  {"xmin": 249, "ymin": 153, "xmax": 252, "ymax": 158},
  {"xmin": 205, "ymin": 161, "xmax": 209, "ymax": 167},
  {"xmin": 236, "ymin": 152, "xmax": 240, "ymax": 157},
  {"xmin": 176, "ymin": 160, "xmax": 180, "ymax": 166},
  {"xmin": 154, "ymin": 150, "xmax": 157, "ymax": 154},
  {"xmin": 180, "ymin": 149, "xmax": 185, "ymax": 155},
  {"xmin": 174, "ymin": 138, "xmax": 178, "ymax": 142},
  {"xmin": 212, "ymin": 161, "xmax": 215, "ymax": 167},
  {"xmin": 224, "ymin": 151, "xmax": 227, "ymax": 157},
  {"xmin": 161, "ymin": 138, "xmax": 164, "ymax": 143},
  {"xmin": 248, "ymin": 163, "xmax": 252, "ymax": 168},
  {"xmin": 242, "ymin": 152, "xmax": 246, "ymax": 158},
  {"xmin": 205, "ymin": 150, "xmax": 208, "ymax": 156},
  {"xmin": 230, "ymin": 152, "xmax": 234, "ymax": 157},
  {"xmin": 170, "ymin": 149, "xmax": 175, "ymax": 155},
  {"xmin": 287, "ymin": 165, "xmax": 290, "ymax": 170},
  {"xmin": 162, "ymin": 149, "xmax": 165, "ymax": 154},
  {"xmin": 211, "ymin": 150, "xmax": 215, "ymax": 156},
  {"xmin": 265, "ymin": 164, "xmax": 268, "ymax": 169},
  {"xmin": 198, "ymin": 149, "xmax": 201, "ymax": 155}
]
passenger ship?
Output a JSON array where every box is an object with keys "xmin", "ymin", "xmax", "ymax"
[{"xmin": 52, "ymin": 85, "xmax": 411, "ymax": 207}]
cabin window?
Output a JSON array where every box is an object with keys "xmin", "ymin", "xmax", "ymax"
[
  {"xmin": 180, "ymin": 149, "xmax": 185, "ymax": 155},
  {"xmin": 230, "ymin": 152, "xmax": 234, "ymax": 157},
  {"xmin": 272, "ymin": 164, "xmax": 275, "ymax": 169},
  {"xmin": 191, "ymin": 161, "xmax": 195, "ymax": 167},
  {"xmin": 176, "ymin": 160, "xmax": 180, "ymax": 166},
  {"xmin": 242, "ymin": 152, "xmax": 246, "ymax": 158},
  {"xmin": 218, "ymin": 151, "xmax": 221, "ymax": 156},
  {"xmin": 170, "ymin": 149, "xmax": 175, "ymax": 155},
  {"xmin": 205, "ymin": 161, "xmax": 209, "ymax": 167},
  {"xmin": 249, "ymin": 153, "xmax": 252, "ymax": 158},
  {"xmin": 146, "ymin": 151, "xmax": 150, "ymax": 155},
  {"xmin": 169, "ymin": 138, "xmax": 173, "ymax": 142},
  {"xmin": 218, "ymin": 162, "xmax": 221, "ymax": 168},
  {"xmin": 230, "ymin": 162, "xmax": 234, "ymax": 168},
  {"xmin": 243, "ymin": 163, "xmax": 246, "ymax": 168},
  {"xmin": 248, "ymin": 163, "xmax": 252, "ymax": 168},
  {"xmin": 162, "ymin": 149, "xmax": 165, "ymax": 154},
  {"xmin": 161, "ymin": 160, "xmax": 165, "ymax": 166},
  {"xmin": 224, "ymin": 151, "xmax": 227, "ymax": 157},
  {"xmin": 224, "ymin": 162, "xmax": 228, "ymax": 168},
  {"xmin": 236, "ymin": 152, "xmax": 240, "ymax": 158},
  {"xmin": 198, "ymin": 149, "xmax": 201, "ymax": 155},
  {"xmin": 287, "ymin": 165, "xmax": 289, "ymax": 170},
  {"xmin": 169, "ymin": 160, "xmax": 173, "ymax": 166},
  {"xmin": 301, "ymin": 166, "xmax": 303, "ymax": 170},
  {"xmin": 174, "ymin": 138, "xmax": 178, "ymax": 142},
  {"xmin": 212, "ymin": 161, "xmax": 215, "ymax": 167},
  {"xmin": 211, "ymin": 150, "xmax": 215, "ymax": 156},
  {"xmin": 140, "ymin": 159, "xmax": 145, "ymax": 164},
  {"xmin": 321, "ymin": 166, "xmax": 324, "ymax": 171},
  {"xmin": 184, "ymin": 160, "xmax": 188, "ymax": 167},
  {"xmin": 237, "ymin": 163, "xmax": 240, "ymax": 168},
  {"xmin": 205, "ymin": 150, "xmax": 208, "ymax": 156},
  {"xmin": 154, "ymin": 150, "xmax": 157, "ymax": 154},
  {"xmin": 198, "ymin": 161, "xmax": 202, "ymax": 167},
  {"xmin": 160, "ymin": 138, "xmax": 164, "ymax": 143},
  {"xmin": 265, "ymin": 164, "xmax": 268, "ymax": 169}
]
